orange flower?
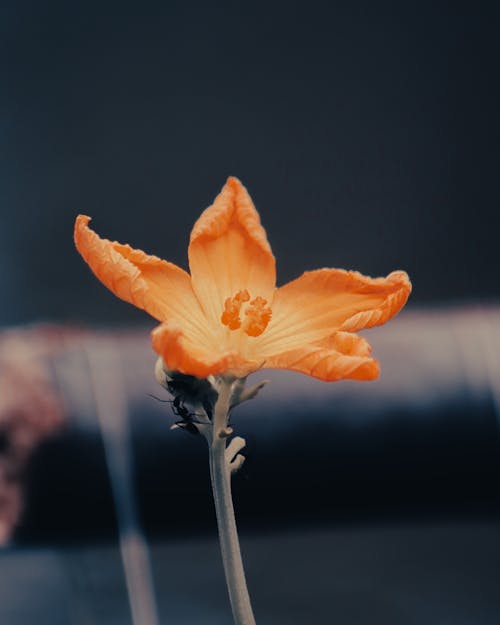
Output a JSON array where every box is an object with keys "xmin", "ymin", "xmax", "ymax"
[{"xmin": 74, "ymin": 177, "xmax": 411, "ymax": 381}]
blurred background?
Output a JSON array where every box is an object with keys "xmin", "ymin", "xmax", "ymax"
[{"xmin": 1, "ymin": 1, "xmax": 499, "ymax": 624}]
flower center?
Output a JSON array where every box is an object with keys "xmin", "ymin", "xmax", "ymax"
[{"xmin": 221, "ymin": 289, "xmax": 272, "ymax": 337}]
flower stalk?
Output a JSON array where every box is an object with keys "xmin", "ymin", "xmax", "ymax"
[{"xmin": 206, "ymin": 378, "xmax": 256, "ymax": 625}]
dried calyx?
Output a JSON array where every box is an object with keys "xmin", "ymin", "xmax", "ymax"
[{"xmin": 155, "ymin": 358, "xmax": 268, "ymax": 438}]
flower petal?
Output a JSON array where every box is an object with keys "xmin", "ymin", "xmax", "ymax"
[
  {"xmin": 74, "ymin": 215, "xmax": 211, "ymax": 347},
  {"xmin": 257, "ymin": 269, "xmax": 411, "ymax": 354},
  {"xmin": 151, "ymin": 321, "xmax": 260, "ymax": 378},
  {"xmin": 263, "ymin": 331, "xmax": 380, "ymax": 381},
  {"xmin": 188, "ymin": 177, "xmax": 276, "ymax": 328}
]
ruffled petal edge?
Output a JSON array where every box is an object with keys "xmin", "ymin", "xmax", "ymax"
[
  {"xmin": 263, "ymin": 331, "xmax": 380, "ymax": 382},
  {"xmin": 74, "ymin": 215, "xmax": 206, "ymax": 332}
]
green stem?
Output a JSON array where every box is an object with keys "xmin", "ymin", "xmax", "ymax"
[{"xmin": 208, "ymin": 380, "xmax": 256, "ymax": 625}]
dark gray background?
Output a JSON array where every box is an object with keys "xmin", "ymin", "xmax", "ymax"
[
  {"xmin": 1, "ymin": 0, "xmax": 499, "ymax": 327},
  {"xmin": 2, "ymin": 5, "xmax": 500, "ymax": 622}
]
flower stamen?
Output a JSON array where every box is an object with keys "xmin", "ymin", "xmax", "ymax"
[
  {"xmin": 221, "ymin": 291, "xmax": 272, "ymax": 337},
  {"xmin": 221, "ymin": 290, "xmax": 250, "ymax": 330},
  {"xmin": 243, "ymin": 296, "xmax": 272, "ymax": 337}
]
